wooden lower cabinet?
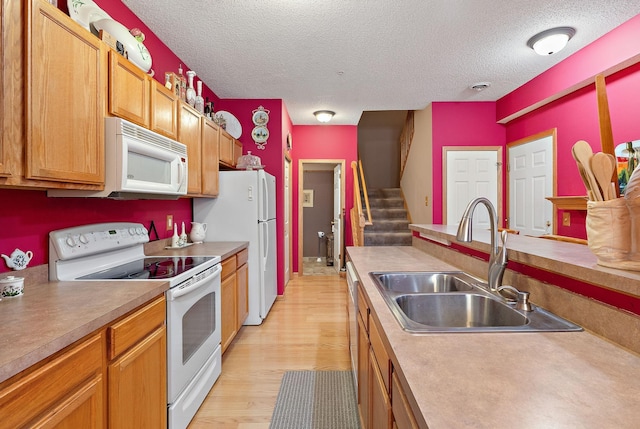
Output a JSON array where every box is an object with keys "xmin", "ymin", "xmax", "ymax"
[
  {"xmin": 0, "ymin": 334, "xmax": 105, "ymax": 428},
  {"xmin": 392, "ymin": 372, "xmax": 419, "ymax": 429},
  {"xmin": 357, "ymin": 313, "xmax": 370, "ymax": 429},
  {"xmin": 370, "ymin": 348, "xmax": 392, "ymax": 429},
  {"xmin": 220, "ymin": 248, "xmax": 250, "ymax": 354},
  {"xmin": 0, "ymin": 295, "xmax": 166, "ymax": 429}
]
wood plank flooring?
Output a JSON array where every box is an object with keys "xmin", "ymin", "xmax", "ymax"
[{"xmin": 188, "ymin": 273, "xmax": 350, "ymax": 428}]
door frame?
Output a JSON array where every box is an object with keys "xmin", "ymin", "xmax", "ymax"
[
  {"xmin": 442, "ymin": 146, "xmax": 503, "ymax": 226},
  {"xmin": 297, "ymin": 159, "xmax": 346, "ymax": 276},
  {"xmin": 284, "ymin": 153, "xmax": 292, "ymax": 287},
  {"xmin": 506, "ymin": 128, "xmax": 557, "ymax": 234}
]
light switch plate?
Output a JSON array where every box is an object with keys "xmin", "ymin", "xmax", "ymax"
[{"xmin": 562, "ymin": 212, "xmax": 571, "ymax": 227}]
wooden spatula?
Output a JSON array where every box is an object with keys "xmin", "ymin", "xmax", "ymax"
[
  {"xmin": 591, "ymin": 152, "xmax": 615, "ymax": 200},
  {"xmin": 572, "ymin": 141, "xmax": 603, "ymax": 201}
]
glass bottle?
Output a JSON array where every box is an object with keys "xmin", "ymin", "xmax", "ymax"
[
  {"xmin": 194, "ymin": 80, "xmax": 205, "ymax": 114},
  {"xmin": 177, "ymin": 64, "xmax": 187, "ymax": 102},
  {"xmin": 185, "ymin": 71, "xmax": 196, "ymax": 107}
]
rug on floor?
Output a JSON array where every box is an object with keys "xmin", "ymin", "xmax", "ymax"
[{"xmin": 269, "ymin": 370, "xmax": 361, "ymax": 429}]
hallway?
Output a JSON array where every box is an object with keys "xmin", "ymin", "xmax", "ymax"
[{"xmin": 188, "ymin": 274, "xmax": 350, "ymax": 428}]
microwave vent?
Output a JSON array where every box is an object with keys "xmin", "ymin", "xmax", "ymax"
[{"xmin": 120, "ymin": 120, "xmax": 187, "ymax": 157}]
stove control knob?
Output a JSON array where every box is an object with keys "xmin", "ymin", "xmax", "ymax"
[
  {"xmin": 128, "ymin": 227, "xmax": 137, "ymax": 236},
  {"xmin": 136, "ymin": 227, "xmax": 143, "ymax": 235},
  {"xmin": 79, "ymin": 234, "xmax": 89, "ymax": 244},
  {"xmin": 65, "ymin": 235, "xmax": 76, "ymax": 247}
]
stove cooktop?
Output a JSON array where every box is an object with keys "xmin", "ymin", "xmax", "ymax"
[{"xmin": 78, "ymin": 256, "xmax": 217, "ymax": 280}]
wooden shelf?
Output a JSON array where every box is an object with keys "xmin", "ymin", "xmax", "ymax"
[{"xmin": 546, "ymin": 196, "xmax": 588, "ymax": 211}]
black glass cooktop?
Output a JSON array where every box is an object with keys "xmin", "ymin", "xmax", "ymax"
[{"xmin": 78, "ymin": 256, "xmax": 216, "ymax": 280}]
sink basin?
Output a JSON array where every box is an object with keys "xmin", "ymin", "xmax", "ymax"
[
  {"xmin": 369, "ymin": 271, "xmax": 582, "ymax": 333},
  {"xmin": 372, "ymin": 271, "xmax": 475, "ymax": 293},
  {"xmin": 395, "ymin": 293, "xmax": 528, "ymax": 328}
]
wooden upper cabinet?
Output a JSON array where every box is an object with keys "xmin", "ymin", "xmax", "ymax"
[
  {"xmin": 25, "ymin": 0, "xmax": 105, "ymax": 185},
  {"xmin": 150, "ymin": 80, "xmax": 178, "ymax": 139},
  {"xmin": 234, "ymin": 138, "xmax": 243, "ymax": 167},
  {"xmin": 201, "ymin": 118, "xmax": 220, "ymax": 196},
  {"xmin": 108, "ymin": 50, "xmax": 150, "ymax": 128},
  {"xmin": 178, "ymin": 102, "xmax": 203, "ymax": 195},
  {"xmin": 219, "ymin": 129, "xmax": 235, "ymax": 166}
]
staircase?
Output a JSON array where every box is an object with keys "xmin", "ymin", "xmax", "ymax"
[{"xmin": 363, "ymin": 188, "xmax": 412, "ymax": 246}]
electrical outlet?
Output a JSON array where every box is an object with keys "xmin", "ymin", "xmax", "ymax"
[
  {"xmin": 425, "ymin": 196, "xmax": 429, "ymax": 206},
  {"xmin": 166, "ymin": 215, "xmax": 173, "ymax": 231},
  {"xmin": 562, "ymin": 212, "xmax": 571, "ymax": 227}
]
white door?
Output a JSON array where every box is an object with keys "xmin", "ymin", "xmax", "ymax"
[
  {"xmin": 508, "ymin": 135, "xmax": 554, "ymax": 236},
  {"xmin": 445, "ymin": 149, "xmax": 500, "ymax": 228},
  {"xmin": 332, "ymin": 164, "xmax": 342, "ymax": 269},
  {"xmin": 284, "ymin": 158, "xmax": 291, "ymax": 285}
]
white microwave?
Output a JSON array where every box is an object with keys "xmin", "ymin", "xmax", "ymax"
[{"xmin": 49, "ymin": 118, "xmax": 188, "ymax": 199}]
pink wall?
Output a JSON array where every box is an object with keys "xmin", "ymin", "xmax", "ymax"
[
  {"xmin": 499, "ymin": 15, "xmax": 640, "ymax": 238},
  {"xmin": 0, "ymin": 189, "xmax": 190, "ymax": 274},
  {"xmin": 291, "ymin": 126, "xmax": 358, "ymax": 273},
  {"xmin": 431, "ymin": 102, "xmax": 507, "ymax": 224}
]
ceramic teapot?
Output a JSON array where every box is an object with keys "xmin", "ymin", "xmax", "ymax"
[
  {"xmin": 190, "ymin": 222, "xmax": 207, "ymax": 243},
  {"xmin": 1, "ymin": 248, "xmax": 33, "ymax": 271}
]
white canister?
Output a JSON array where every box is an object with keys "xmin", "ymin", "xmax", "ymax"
[{"xmin": 0, "ymin": 276, "xmax": 24, "ymax": 297}]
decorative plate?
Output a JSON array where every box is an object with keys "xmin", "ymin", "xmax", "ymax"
[
  {"xmin": 251, "ymin": 126, "xmax": 269, "ymax": 143},
  {"xmin": 252, "ymin": 109, "xmax": 269, "ymax": 126},
  {"xmin": 92, "ymin": 19, "xmax": 152, "ymax": 73},
  {"xmin": 67, "ymin": 0, "xmax": 112, "ymax": 31},
  {"xmin": 216, "ymin": 111, "xmax": 242, "ymax": 139}
]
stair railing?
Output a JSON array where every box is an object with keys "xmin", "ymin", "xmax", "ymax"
[{"xmin": 350, "ymin": 160, "xmax": 372, "ymax": 246}]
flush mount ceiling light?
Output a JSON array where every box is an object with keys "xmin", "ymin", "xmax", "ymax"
[
  {"xmin": 314, "ymin": 110, "xmax": 335, "ymax": 123},
  {"xmin": 527, "ymin": 27, "xmax": 576, "ymax": 56},
  {"xmin": 470, "ymin": 82, "xmax": 491, "ymax": 91}
]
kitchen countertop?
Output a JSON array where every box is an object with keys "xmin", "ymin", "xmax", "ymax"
[
  {"xmin": 0, "ymin": 241, "xmax": 247, "ymax": 385},
  {"xmin": 347, "ymin": 245, "xmax": 640, "ymax": 429}
]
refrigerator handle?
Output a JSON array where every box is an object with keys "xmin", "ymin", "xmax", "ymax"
[
  {"xmin": 261, "ymin": 175, "xmax": 268, "ymax": 220},
  {"xmin": 261, "ymin": 221, "xmax": 268, "ymax": 270}
]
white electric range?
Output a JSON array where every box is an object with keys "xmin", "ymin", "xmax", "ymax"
[{"xmin": 49, "ymin": 222, "xmax": 222, "ymax": 429}]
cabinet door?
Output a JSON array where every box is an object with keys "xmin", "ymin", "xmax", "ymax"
[
  {"xmin": 233, "ymin": 139, "xmax": 243, "ymax": 167},
  {"xmin": 391, "ymin": 372, "xmax": 419, "ymax": 429},
  {"xmin": 150, "ymin": 79, "xmax": 178, "ymax": 139},
  {"xmin": 219, "ymin": 129, "xmax": 234, "ymax": 166},
  {"xmin": 178, "ymin": 102, "xmax": 203, "ymax": 195},
  {"xmin": 0, "ymin": 334, "xmax": 105, "ymax": 428},
  {"xmin": 108, "ymin": 50, "xmax": 150, "ymax": 127},
  {"xmin": 236, "ymin": 262, "xmax": 249, "ymax": 327},
  {"xmin": 357, "ymin": 314, "xmax": 370, "ymax": 429},
  {"xmin": 370, "ymin": 348, "xmax": 392, "ymax": 429},
  {"xmin": 201, "ymin": 118, "xmax": 220, "ymax": 196},
  {"xmin": 108, "ymin": 326, "xmax": 167, "ymax": 429},
  {"xmin": 26, "ymin": 0, "xmax": 105, "ymax": 185},
  {"xmin": 221, "ymin": 273, "xmax": 238, "ymax": 353}
]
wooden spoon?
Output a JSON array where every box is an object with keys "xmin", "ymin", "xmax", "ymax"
[
  {"xmin": 572, "ymin": 141, "xmax": 603, "ymax": 201},
  {"xmin": 591, "ymin": 152, "xmax": 615, "ymax": 200}
]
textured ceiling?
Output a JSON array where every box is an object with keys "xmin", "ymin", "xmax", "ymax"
[{"xmin": 122, "ymin": 0, "xmax": 640, "ymax": 125}]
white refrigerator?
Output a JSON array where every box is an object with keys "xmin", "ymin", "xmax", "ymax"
[{"xmin": 194, "ymin": 170, "xmax": 277, "ymax": 325}]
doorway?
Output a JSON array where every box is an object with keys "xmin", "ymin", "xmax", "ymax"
[
  {"xmin": 284, "ymin": 155, "xmax": 292, "ymax": 287},
  {"xmin": 443, "ymin": 147, "xmax": 503, "ymax": 228},
  {"xmin": 298, "ymin": 159, "xmax": 345, "ymax": 276},
  {"xmin": 507, "ymin": 130, "xmax": 556, "ymax": 236}
]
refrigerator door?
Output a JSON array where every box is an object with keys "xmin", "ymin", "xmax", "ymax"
[
  {"xmin": 259, "ymin": 218, "xmax": 277, "ymax": 318},
  {"xmin": 259, "ymin": 170, "xmax": 276, "ymax": 221}
]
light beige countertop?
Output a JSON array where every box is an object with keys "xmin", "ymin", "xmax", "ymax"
[
  {"xmin": 347, "ymin": 245, "xmax": 640, "ymax": 429},
  {"xmin": 0, "ymin": 241, "xmax": 247, "ymax": 384}
]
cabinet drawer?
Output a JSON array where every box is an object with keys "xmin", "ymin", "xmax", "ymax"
[
  {"xmin": 221, "ymin": 256, "xmax": 237, "ymax": 279},
  {"xmin": 357, "ymin": 285, "xmax": 369, "ymax": 333},
  {"xmin": 0, "ymin": 333, "xmax": 104, "ymax": 428},
  {"xmin": 369, "ymin": 317, "xmax": 390, "ymax": 393},
  {"xmin": 107, "ymin": 296, "xmax": 165, "ymax": 360},
  {"xmin": 237, "ymin": 248, "xmax": 249, "ymax": 266}
]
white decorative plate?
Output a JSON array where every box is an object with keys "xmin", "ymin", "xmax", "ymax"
[
  {"xmin": 252, "ymin": 126, "xmax": 269, "ymax": 143},
  {"xmin": 92, "ymin": 18, "xmax": 152, "ymax": 73},
  {"xmin": 252, "ymin": 109, "xmax": 269, "ymax": 126},
  {"xmin": 216, "ymin": 111, "xmax": 242, "ymax": 139},
  {"xmin": 67, "ymin": 0, "xmax": 112, "ymax": 30}
]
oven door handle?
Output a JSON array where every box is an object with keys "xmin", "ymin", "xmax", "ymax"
[{"xmin": 168, "ymin": 264, "xmax": 222, "ymax": 300}]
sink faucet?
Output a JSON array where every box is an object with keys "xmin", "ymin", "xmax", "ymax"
[{"xmin": 455, "ymin": 197, "xmax": 508, "ymax": 292}]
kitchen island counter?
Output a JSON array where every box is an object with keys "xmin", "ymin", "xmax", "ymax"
[
  {"xmin": 347, "ymin": 245, "xmax": 640, "ymax": 429},
  {"xmin": 0, "ymin": 241, "xmax": 247, "ymax": 384}
]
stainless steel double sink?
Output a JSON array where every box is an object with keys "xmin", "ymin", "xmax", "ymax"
[{"xmin": 369, "ymin": 271, "xmax": 582, "ymax": 333}]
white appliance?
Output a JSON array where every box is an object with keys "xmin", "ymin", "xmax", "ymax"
[
  {"xmin": 48, "ymin": 117, "xmax": 188, "ymax": 200},
  {"xmin": 49, "ymin": 222, "xmax": 222, "ymax": 429},
  {"xmin": 346, "ymin": 261, "xmax": 359, "ymax": 388},
  {"xmin": 194, "ymin": 170, "xmax": 277, "ymax": 325}
]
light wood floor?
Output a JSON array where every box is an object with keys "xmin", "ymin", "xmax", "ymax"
[{"xmin": 188, "ymin": 273, "xmax": 351, "ymax": 428}]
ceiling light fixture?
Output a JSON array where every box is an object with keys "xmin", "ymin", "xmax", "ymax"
[
  {"xmin": 527, "ymin": 27, "xmax": 576, "ymax": 56},
  {"xmin": 470, "ymin": 82, "xmax": 491, "ymax": 91},
  {"xmin": 314, "ymin": 110, "xmax": 335, "ymax": 123}
]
